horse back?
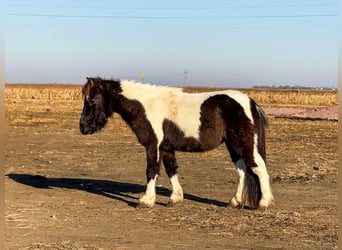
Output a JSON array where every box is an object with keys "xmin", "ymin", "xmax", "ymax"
[{"xmin": 119, "ymin": 82, "xmax": 263, "ymax": 155}]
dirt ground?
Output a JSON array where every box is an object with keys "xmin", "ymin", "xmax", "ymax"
[
  {"xmin": 5, "ymin": 97, "xmax": 338, "ymax": 249},
  {"xmin": 263, "ymin": 105, "xmax": 338, "ymax": 121}
]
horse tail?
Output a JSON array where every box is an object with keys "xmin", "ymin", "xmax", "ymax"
[
  {"xmin": 243, "ymin": 101, "xmax": 267, "ymax": 208},
  {"xmin": 243, "ymin": 167, "xmax": 261, "ymax": 208},
  {"xmin": 255, "ymin": 103, "xmax": 267, "ymax": 161}
]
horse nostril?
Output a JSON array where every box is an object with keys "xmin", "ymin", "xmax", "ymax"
[{"xmin": 79, "ymin": 122, "xmax": 89, "ymax": 135}]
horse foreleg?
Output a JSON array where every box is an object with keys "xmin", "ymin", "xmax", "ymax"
[
  {"xmin": 138, "ymin": 175, "xmax": 158, "ymax": 208},
  {"xmin": 162, "ymin": 151, "xmax": 184, "ymax": 206},
  {"xmin": 138, "ymin": 145, "xmax": 160, "ymax": 208},
  {"xmin": 168, "ymin": 175, "xmax": 184, "ymax": 206}
]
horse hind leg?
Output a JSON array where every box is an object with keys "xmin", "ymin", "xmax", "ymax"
[
  {"xmin": 226, "ymin": 140, "xmax": 273, "ymax": 209},
  {"xmin": 226, "ymin": 142, "xmax": 248, "ymax": 208},
  {"xmin": 161, "ymin": 150, "xmax": 184, "ymax": 206},
  {"xmin": 251, "ymin": 134, "xmax": 274, "ymax": 208},
  {"xmin": 230, "ymin": 159, "xmax": 247, "ymax": 208},
  {"xmin": 229, "ymin": 157, "xmax": 263, "ymax": 209},
  {"xmin": 241, "ymin": 137, "xmax": 274, "ymax": 209}
]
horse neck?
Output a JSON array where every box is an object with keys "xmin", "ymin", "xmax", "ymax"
[{"xmin": 111, "ymin": 94, "xmax": 141, "ymax": 125}]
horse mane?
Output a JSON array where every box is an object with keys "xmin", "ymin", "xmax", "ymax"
[
  {"xmin": 81, "ymin": 78, "xmax": 93, "ymax": 97},
  {"xmin": 83, "ymin": 76, "xmax": 184, "ymax": 102},
  {"xmin": 82, "ymin": 77, "xmax": 122, "ymax": 97}
]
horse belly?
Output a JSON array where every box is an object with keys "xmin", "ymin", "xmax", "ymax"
[
  {"xmin": 199, "ymin": 129, "xmax": 225, "ymax": 151},
  {"xmin": 170, "ymin": 134, "xmax": 223, "ymax": 152},
  {"xmin": 162, "ymin": 119, "xmax": 224, "ymax": 152},
  {"xmin": 162, "ymin": 119, "xmax": 193, "ymax": 150}
]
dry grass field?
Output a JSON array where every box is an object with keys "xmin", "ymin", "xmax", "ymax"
[
  {"xmin": 5, "ymin": 83, "xmax": 338, "ymax": 106},
  {"xmin": 5, "ymin": 84, "xmax": 338, "ymax": 249}
]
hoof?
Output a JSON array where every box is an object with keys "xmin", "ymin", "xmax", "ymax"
[
  {"xmin": 258, "ymin": 196, "xmax": 275, "ymax": 209},
  {"xmin": 136, "ymin": 202, "xmax": 153, "ymax": 209},
  {"xmin": 138, "ymin": 194, "xmax": 156, "ymax": 209},
  {"xmin": 166, "ymin": 201, "xmax": 177, "ymax": 207},
  {"xmin": 229, "ymin": 203, "xmax": 243, "ymax": 209},
  {"xmin": 166, "ymin": 201, "xmax": 174, "ymax": 207},
  {"xmin": 258, "ymin": 199, "xmax": 274, "ymax": 209},
  {"xmin": 229, "ymin": 197, "xmax": 243, "ymax": 209}
]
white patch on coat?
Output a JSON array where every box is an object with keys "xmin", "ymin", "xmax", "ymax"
[
  {"xmin": 139, "ymin": 175, "xmax": 157, "ymax": 208},
  {"xmin": 169, "ymin": 175, "xmax": 184, "ymax": 204},
  {"xmin": 252, "ymin": 134, "xmax": 274, "ymax": 208},
  {"xmin": 120, "ymin": 80, "xmax": 254, "ymax": 146},
  {"xmin": 222, "ymin": 90, "xmax": 254, "ymax": 125}
]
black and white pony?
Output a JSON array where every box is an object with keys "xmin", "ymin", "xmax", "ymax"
[{"xmin": 79, "ymin": 77, "xmax": 274, "ymax": 209}]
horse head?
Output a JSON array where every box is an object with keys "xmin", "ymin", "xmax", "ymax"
[{"xmin": 79, "ymin": 77, "xmax": 118, "ymax": 134}]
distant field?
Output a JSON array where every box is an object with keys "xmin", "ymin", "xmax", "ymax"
[{"xmin": 5, "ymin": 84, "xmax": 338, "ymax": 106}]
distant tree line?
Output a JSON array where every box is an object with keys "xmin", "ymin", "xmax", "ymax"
[{"xmin": 252, "ymin": 85, "xmax": 337, "ymax": 90}]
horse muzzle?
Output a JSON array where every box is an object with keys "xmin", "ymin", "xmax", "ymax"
[
  {"xmin": 80, "ymin": 122, "xmax": 93, "ymax": 135},
  {"xmin": 79, "ymin": 114, "xmax": 107, "ymax": 135}
]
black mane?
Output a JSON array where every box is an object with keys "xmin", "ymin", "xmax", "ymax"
[{"xmin": 82, "ymin": 77, "xmax": 122, "ymax": 98}]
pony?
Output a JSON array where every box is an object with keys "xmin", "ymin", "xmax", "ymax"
[{"xmin": 79, "ymin": 77, "xmax": 274, "ymax": 209}]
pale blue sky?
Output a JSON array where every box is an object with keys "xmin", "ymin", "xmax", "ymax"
[{"xmin": 5, "ymin": 0, "xmax": 338, "ymax": 87}]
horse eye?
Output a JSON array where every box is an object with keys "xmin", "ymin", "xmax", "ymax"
[
  {"xmin": 86, "ymin": 94, "xmax": 102, "ymax": 106},
  {"xmin": 86, "ymin": 99, "xmax": 95, "ymax": 106}
]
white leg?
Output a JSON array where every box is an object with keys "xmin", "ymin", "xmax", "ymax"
[
  {"xmin": 139, "ymin": 175, "xmax": 157, "ymax": 208},
  {"xmin": 253, "ymin": 137, "xmax": 274, "ymax": 208},
  {"xmin": 169, "ymin": 175, "xmax": 184, "ymax": 206},
  {"xmin": 230, "ymin": 159, "xmax": 246, "ymax": 207}
]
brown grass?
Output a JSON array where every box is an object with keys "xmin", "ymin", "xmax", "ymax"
[
  {"xmin": 5, "ymin": 84, "xmax": 82, "ymax": 100},
  {"xmin": 245, "ymin": 89, "xmax": 337, "ymax": 106},
  {"xmin": 184, "ymin": 86, "xmax": 338, "ymax": 106},
  {"xmin": 5, "ymin": 84, "xmax": 337, "ymax": 106}
]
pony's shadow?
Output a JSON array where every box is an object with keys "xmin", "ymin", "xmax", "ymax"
[{"xmin": 6, "ymin": 173, "xmax": 228, "ymax": 208}]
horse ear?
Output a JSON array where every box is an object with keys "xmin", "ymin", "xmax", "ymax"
[{"xmin": 87, "ymin": 77, "xmax": 94, "ymax": 87}]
